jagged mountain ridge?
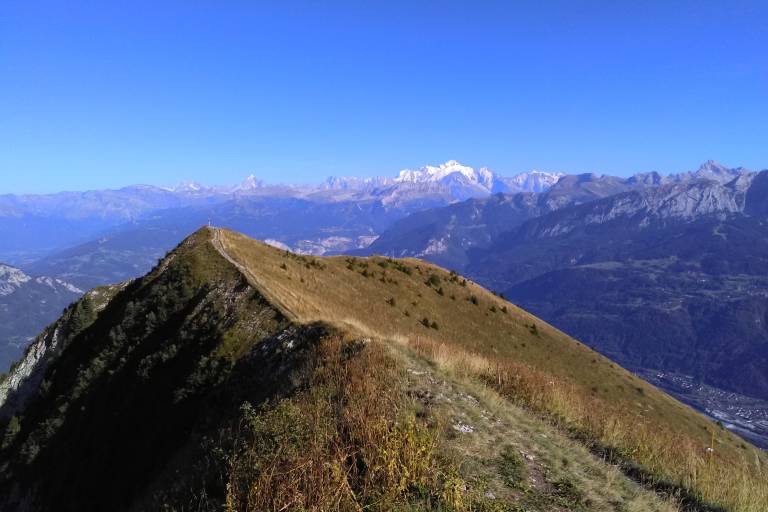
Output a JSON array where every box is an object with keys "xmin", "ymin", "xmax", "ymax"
[
  {"xmin": 360, "ymin": 169, "xmax": 658, "ymax": 268},
  {"xmin": 362, "ymin": 164, "xmax": 756, "ymax": 271}
]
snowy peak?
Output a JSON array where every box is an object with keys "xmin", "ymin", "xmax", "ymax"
[
  {"xmin": 504, "ymin": 170, "xmax": 565, "ymax": 193},
  {"xmin": 0, "ymin": 263, "xmax": 84, "ymax": 296},
  {"xmin": 236, "ymin": 174, "xmax": 264, "ymax": 191},
  {"xmin": 395, "ymin": 160, "xmax": 493, "ymax": 187},
  {"xmin": 0, "ymin": 264, "xmax": 31, "ymax": 296},
  {"xmin": 172, "ymin": 181, "xmax": 208, "ymax": 193}
]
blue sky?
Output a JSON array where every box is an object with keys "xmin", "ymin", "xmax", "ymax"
[{"xmin": 1, "ymin": 1, "xmax": 766, "ymax": 193}]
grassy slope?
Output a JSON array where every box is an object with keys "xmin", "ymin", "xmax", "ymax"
[{"xmin": 217, "ymin": 228, "xmax": 767, "ymax": 511}]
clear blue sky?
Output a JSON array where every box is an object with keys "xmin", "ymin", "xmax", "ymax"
[{"xmin": 1, "ymin": 1, "xmax": 766, "ymax": 193}]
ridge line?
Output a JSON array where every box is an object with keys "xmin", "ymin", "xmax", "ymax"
[{"xmin": 209, "ymin": 227, "xmax": 299, "ymax": 322}]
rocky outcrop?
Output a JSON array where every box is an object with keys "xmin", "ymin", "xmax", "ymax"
[{"xmin": 0, "ymin": 326, "xmax": 60, "ymax": 419}]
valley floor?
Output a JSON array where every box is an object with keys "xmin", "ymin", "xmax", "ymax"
[{"xmin": 638, "ymin": 369, "xmax": 768, "ymax": 449}]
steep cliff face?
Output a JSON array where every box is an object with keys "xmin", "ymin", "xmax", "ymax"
[
  {"xmin": 0, "ymin": 283, "xmax": 124, "ymax": 418},
  {"xmin": 520, "ymin": 177, "xmax": 750, "ymax": 239}
]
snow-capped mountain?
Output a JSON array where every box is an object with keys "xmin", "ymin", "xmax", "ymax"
[
  {"xmin": 391, "ymin": 160, "xmax": 566, "ymax": 197},
  {"xmin": 170, "ymin": 181, "xmax": 210, "ymax": 194},
  {"xmin": 502, "ymin": 170, "xmax": 565, "ymax": 193},
  {"xmin": 0, "ymin": 265, "xmax": 31, "ymax": 296},
  {"xmin": 235, "ymin": 174, "xmax": 265, "ymax": 192},
  {"xmin": 395, "ymin": 160, "xmax": 496, "ymax": 187},
  {"xmin": 0, "ymin": 264, "xmax": 83, "ymax": 297},
  {"xmin": 316, "ymin": 160, "xmax": 563, "ymax": 203}
]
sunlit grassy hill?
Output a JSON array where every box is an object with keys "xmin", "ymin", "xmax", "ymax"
[
  {"xmin": 0, "ymin": 227, "xmax": 764, "ymax": 511},
  {"xmin": 217, "ymin": 228, "xmax": 768, "ymax": 511}
]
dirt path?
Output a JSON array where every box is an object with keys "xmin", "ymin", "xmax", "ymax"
[{"xmin": 209, "ymin": 227, "xmax": 299, "ymax": 322}]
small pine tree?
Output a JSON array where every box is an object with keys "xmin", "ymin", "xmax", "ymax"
[{"xmin": 2, "ymin": 415, "xmax": 21, "ymax": 449}]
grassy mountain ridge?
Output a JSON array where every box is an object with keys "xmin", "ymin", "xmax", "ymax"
[
  {"xmin": 216, "ymin": 228, "xmax": 768, "ymax": 509},
  {"xmin": 0, "ymin": 227, "xmax": 765, "ymax": 511}
]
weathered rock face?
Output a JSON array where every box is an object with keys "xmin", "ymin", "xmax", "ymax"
[
  {"xmin": 526, "ymin": 177, "xmax": 751, "ymax": 239},
  {"xmin": 0, "ymin": 327, "xmax": 60, "ymax": 418},
  {"xmin": 0, "ymin": 265, "xmax": 83, "ymax": 374},
  {"xmin": 0, "ymin": 283, "xmax": 124, "ymax": 418}
]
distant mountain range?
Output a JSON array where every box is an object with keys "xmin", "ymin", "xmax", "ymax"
[
  {"xmin": 0, "ymin": 160, "xmax": 560, "ymax": 266},
  {"xmin": 4, "ymin": 158, "xmax": 768, "ymax": 447},
  {"xmin": 363, "ymin": 160, "xmax": 756, "ymax": 269}
]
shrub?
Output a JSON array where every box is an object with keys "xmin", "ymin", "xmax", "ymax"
[
  {"xmin": 2, "ymin": 416, "xmax": 21, "ymax": 449},
  {"xmin": 224, "ymin": 338, "xmax": 451, "ymax": 511}
]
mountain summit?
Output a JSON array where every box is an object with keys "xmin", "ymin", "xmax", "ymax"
[{"xmin": 395, "ymin": 160, "xmax": 496, "ymax": 186}]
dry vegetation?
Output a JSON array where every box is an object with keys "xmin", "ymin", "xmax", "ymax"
[
  {"xmin": 225, "ymin": 335, "xmax": 491, "ymax": 511},
  {"xmin": 214, "ymin": 228, "xmax": 768, "ymax": 512}
]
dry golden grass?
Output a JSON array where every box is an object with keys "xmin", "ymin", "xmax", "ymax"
[
  {"xmin": 213, "ymin": 228, "xmax": 768, "ymax": 512},
  {"xmin": 224, "ymin": 335, "xmax": 485, "ymax": 511},
  {"xmin": 409, "ymin": 337, "xmax": 768, "ymax": 512}
]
